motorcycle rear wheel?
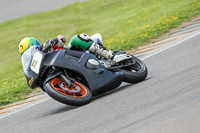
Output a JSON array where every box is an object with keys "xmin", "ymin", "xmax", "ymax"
[
  {"xmin": 120, "ymin": 56, "xmax": 148, "ymax": 83},
  {"xmin": 44, "ymin": 78, "xmax": 92, "ymax": 106}
]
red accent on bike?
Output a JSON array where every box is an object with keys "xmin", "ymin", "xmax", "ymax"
[{"xmin": 52, "ymin": 46, "xmax": 64, "ymax": 50}]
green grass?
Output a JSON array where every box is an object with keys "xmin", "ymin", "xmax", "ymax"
[{"xmin": 1, "ymin": 0, "xmax": 200, "ymax": 106}]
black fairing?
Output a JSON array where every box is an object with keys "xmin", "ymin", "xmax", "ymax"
[
  {"xmin": 42, "ymin": 50, "xmax": 123, "ymax": 95},
  {"xmin": 24, "ymin": 68, "xmax": 39, "ymax": 89},
  {"xmin": 22, "ymin": 51, "xmax": 44, "ymax": 89}
]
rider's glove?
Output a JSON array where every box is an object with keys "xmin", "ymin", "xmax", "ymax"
[
  {"xmin": 42, "ymin": 39, "xmax": 57, "ymax": 52},
  {"xmin": 50, "ymin": 38, "xmax": 59, "ymax": 46}
]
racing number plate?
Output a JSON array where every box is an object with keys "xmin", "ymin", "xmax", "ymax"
[{"xmin": 30, "ymin": 52, "xmax": 43, "ymax": 74}]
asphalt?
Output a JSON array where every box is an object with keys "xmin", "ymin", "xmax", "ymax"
[
  {"xmin": 0, "ymin": 0, "xmax": 88, "ymax": 23},
  {"xmin": 0, "ymin": 32, "xmax": 200, "ymax": 133}
]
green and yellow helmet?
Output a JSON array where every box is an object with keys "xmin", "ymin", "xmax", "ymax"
[{"xmin": 18, "ymin": 37, "xmax": 41, "ymax": 55}]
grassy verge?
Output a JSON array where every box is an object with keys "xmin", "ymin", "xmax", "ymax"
[{"xmin": 0, "ymin": 0, "xmax": 200, "ymax": 106}]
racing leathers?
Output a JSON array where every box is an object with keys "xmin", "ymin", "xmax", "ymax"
[{"xmin": 68, "ymin": 33, "xmax": 114, "ymax": 59}]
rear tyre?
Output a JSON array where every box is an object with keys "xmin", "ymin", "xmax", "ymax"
[
  {"xmin": 120, "ymin": 56, "xmax": 148, "ymax": 83},
  {"xmin": 44, "ymin": 78, "xmax": 92, "ymax": 106}
]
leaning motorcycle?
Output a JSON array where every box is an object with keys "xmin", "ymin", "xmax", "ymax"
[{"xmin": 21, "ymin": 34, "xmax": 148, "ymax": 106}]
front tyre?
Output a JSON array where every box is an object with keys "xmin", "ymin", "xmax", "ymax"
[
  {"xmin": 44, "ymin": 78, "xmax": 92, "ymax": 106},
  {"xmin": 120, "ymin": 56, "xmax": 148, "ymax": 83}
]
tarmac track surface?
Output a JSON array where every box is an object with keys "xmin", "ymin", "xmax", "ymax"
[{"xmin": 0, "ymin": 33, "xmax": 200, "ymax": 132}]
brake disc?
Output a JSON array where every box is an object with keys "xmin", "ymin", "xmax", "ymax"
[{"xmin": 58, "ymin": 82, "xmax": 81, "ymax": 93}]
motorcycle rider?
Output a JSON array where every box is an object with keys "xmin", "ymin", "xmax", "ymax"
[
  {"xmin": 18, "ymin": 35, "xmax": 67, "ymax": 55},
  {"xmin": 19, "ymin": 33, "xmax": 115, "ymax": 61},
  {"xmin": 42, "ymin": 33, "xmax": 115, "ymax": 60}
]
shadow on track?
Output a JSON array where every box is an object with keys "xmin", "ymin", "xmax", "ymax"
[
  {"xmin": 92, "ymin": 77, "xmax": 151, "ymax": 100},
  {"xmin": 92, "ymin": 83, "xmax": 133, "ymax": 100},
  {"xmin": 43, "ymin": 105, "xmax": 79, "ymax": 116},
  {"xmin": 43, "ymin": 78, "xmax": 150, "ymax": 116},
  {"xmin": 43, "ymin": 83, "xmax": 133, "ymax": 116}
]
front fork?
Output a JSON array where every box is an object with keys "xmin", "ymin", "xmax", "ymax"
[
  {"xmin": 52, "ymin": 66, "xmax": 75, "ymax": 89},
  {"xmin": 60, "ymin": 73, "xmax": 75, "ymax": 88}
]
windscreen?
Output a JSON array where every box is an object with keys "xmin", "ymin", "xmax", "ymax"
[{"xmin": 21, "ymin": 46, "xmax": 38, "ymax": 73}]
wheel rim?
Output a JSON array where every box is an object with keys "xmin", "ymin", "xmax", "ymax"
[
  {"xmin": 125, "ymin": 60, "xmax": 142, "ymax": 72},
  {"xmin": 130, "ymin": 62, "xmax": 141, "ymax": 72},
  {"xmin": 51, "ymin": 78, "xmax": 88, "ymax": 98}
]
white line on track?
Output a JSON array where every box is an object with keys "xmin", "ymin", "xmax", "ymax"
[
  {"xmin": 1, "ymin": 31, "xmax": 200, "ymax": 120},
  {"xmin": 141, "ymin": 31, "xmax": 200, "ymax": 60},
  {"xmin": 0, "ymin": 98, "xmax": 50, "ymax": 119}
]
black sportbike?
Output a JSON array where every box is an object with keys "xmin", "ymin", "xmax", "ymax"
[{"xmin": 21, "ymin": 35, "xmax": 147, "ymax": 106}]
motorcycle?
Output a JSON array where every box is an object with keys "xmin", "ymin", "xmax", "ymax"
[{"xmin": 21, "ymin": 34, "xmax": 148, "ymax": 106}]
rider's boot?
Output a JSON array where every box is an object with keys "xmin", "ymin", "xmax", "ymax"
[
  {"xmin": 88, "ymin": 42, "xmax": 114, "ymax": 59},
  {"xmin": 88, "ymin": 42, "xmax": 129, "ymax": 65}
]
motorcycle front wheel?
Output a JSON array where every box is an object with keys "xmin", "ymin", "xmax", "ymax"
[
  {"xmin": 44, "ymin": 78, "xmax": 92, "ymax": 106},
  {"xmin": 120, "ymin": 56, "xmax": 148, "ymax": 83}
]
